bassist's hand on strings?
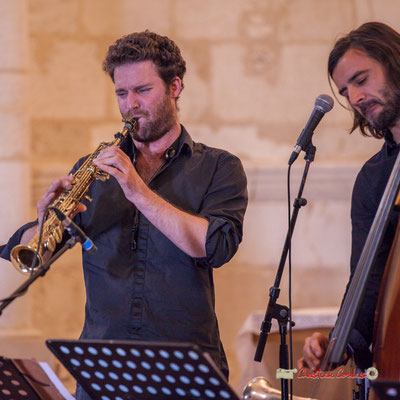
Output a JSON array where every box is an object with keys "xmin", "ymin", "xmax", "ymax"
[
  {"xmin": 298, "ymin": 332, "xmax": 350, "ymax": 371},
  {"xmin": 298, "ymin": 332, "xmax": 329, "ymax": 371}
]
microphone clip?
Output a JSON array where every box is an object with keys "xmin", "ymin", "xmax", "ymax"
[{"xmin": 50, "ymin": 207, "xmax": 97, "ymax": 253}]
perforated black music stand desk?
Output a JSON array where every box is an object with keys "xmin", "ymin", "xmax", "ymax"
[
  {"xmin": 0, "ymin": 355, "xmax": 66, "ymax": 399},
  {"xmin": 46, "ymin": 339, "xmax": 241, "ymax": 400},
  {"xmin": 0, "ymin": 356, "xmax": 41, "ymax": 399}
]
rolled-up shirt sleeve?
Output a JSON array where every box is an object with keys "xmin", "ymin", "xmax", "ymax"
[
  {"xmin": 195, "ymin": 152, "xmax": 248, "ymax": 268},
  {"xmin": 0, "ymin": 221, "xmax": 38, "ymax": 261}
]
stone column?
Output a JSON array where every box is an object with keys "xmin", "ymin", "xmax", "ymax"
[{"xmin": 0, "ymin": 0, "xmax": 34, "ymax": 337}]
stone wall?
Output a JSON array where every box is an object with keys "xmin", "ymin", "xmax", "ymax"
[
  {"xmin": 0, "ymin": 0, "xmax": 35, "ymax": 337},
  {"xmin": 1, "ymin": 0, "xmax": 399, "ymax": 394}
]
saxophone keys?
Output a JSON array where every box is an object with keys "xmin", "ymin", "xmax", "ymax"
[
  {"xmin": 94, "ymin": 170, "xmax": 110, "ymax": 182},
  {"xmin": 54, "ymin": 226, "xmax": 63, "ymax": 242},
  {"xmin": 45, "ymin": 235, "xmax": 57, "ymax": 252},
  {"xmin": 83, "ymin": 195, "xmax": 93, "ymax": 202}
]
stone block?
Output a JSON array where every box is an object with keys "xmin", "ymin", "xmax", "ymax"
[
  {"xmin": 0, "ymin": 0, "xmax": 28, "ymax": 70},
  {"xmin": 178, "ymin": 45, "xmax": 210, "ymax": 122},
  {"xmin": 244, "ymin": 163, "xmax": 358, "ymax": 202},
  {"xmin": 241, "ymin": 7, "xmax": 276, "ymax": 41},
  {"xmin": 175, "ymin": 0, "xmax": 244, "ymax": 39},
  {"xmin": 236, "ymin": 201, "xmax": 290, "ymax": 266},
  {"xmin": 90, "ymin": 121, "xmax": 125, "ymax": 147},
  {"xmin": 32, "ymin": 163, "xmax": 67, "ymax": 206},
  {"xmin": 276, "ymin": 0, "xmax": 354, "ymax": 43},
  {"xmin": 188, "ymin": 119, "xmax": 366, "ymax": 165},
  {"xmin": 189, "ymin": 123, "xmax": 287, "ymax": 162},
  {"xmin": 31, "ymin": 120, "xmax": 92, "ymax": 163},
  {"xmin": 0, "ymin": 113, "xmax": 29, "ymax": 158},
  {"xmin": 353, "ymin": 0, "xmax": 374, "ymax": 24},
  {"xmin": 178, "ymin": 61, "xmax": 211, "ymax": 122},
  {"xmin": 0, "ymin": 73, "xmax": 27, "ymax": 113},
  {"xmin": 314, "ymin": 124, "xmax": 383, "ymax": 163},
  {"xmin": 30, "ymin": 40, "xmax": 107, "ymax": 118},
  {"xmin": 358, "ymin": 0, "xmax": 400, "ymax": 31},
  {"xmin": 0, "ymin": 258, "xmax": 32, "ymax": 329},
  {"xmin": 120, "ymin": 0, "xmax": 172, "ymax": 35},
  {"xmin": 211, "ymin": 43, "xmax": 333, "ymax": 125},
  {"xmin": 82, "ymin": 0, "xmax": 171, "ymax": 37},
  {"xmin": 105, "ymin": 80, "xmax": 124, "ymax": 121},
  {"xmin": 29, "ymin": 0, "xmax": 79, "ymax": 35},
  {"xmin": 235, "ymin": 192, "xmax": 352, "ymax": 269},
  {"xmin": 290, "ymin": 200, "xmax": 352, "ymax": 269},
  {"xmin": 0, "ymin": 160, "xmax": 31, "ymax": 242},
  {"xmin": 81, "ymin": 0, "xmax": 125, "ymax": 37}
]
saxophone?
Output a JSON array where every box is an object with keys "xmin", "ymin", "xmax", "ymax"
[{"xmin": 10, "ymin": 118, "xmax": 138, "ymax": 274}]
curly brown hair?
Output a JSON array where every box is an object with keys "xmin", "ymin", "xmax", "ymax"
[
  {"xmin": 103, "ymin": 30, "xmax": 186, "ymax": 95},
  {"xmin": 328, "ymin": 22, "xmax": 400, "ymax": 139}
]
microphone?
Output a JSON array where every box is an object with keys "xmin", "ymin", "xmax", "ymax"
[
  {"xmin": 288, "ymin": 94, "xmax": 334, "ymax": 165},
  {"xmin": 51, "ymin": 208, "xmax": 97, "ymax": 253}
]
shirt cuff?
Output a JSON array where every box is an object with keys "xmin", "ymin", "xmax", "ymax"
[
  {"xmin": 194, "ymin": 215, "xmax": 241, "ymax": 268},
  {"xmin": 0, "ymin": 221, "xmax": 38, "ymax": 261}
]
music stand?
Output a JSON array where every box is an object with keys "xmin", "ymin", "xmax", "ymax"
[
  {"xmin": 46, "ymin": 339, "xmax": 241, "ymax": 400},
  {"xmin": 0, "ymin": 356, "xmax": 42, "ymax": 399}
]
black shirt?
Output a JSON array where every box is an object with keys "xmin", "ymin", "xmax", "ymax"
[
  {"xmin": 0, "ymin": 126, "xmax": 248, "ymax": 376},
  {"xmin": 343, "ymin": 131, "xmax": 400, "ymax": 367}
]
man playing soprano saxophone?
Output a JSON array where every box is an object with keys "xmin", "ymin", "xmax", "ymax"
[{"xmin": 0, "ymin": 31, "xmax": 248, "ymax": 399}]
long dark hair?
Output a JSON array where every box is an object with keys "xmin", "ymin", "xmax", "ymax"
[{"xmin": 328, "ymin": 22, "xmax": 400, "ymax": 138}]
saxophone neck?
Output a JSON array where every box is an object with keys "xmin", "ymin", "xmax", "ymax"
[{"xmin": 114, "ymin": 118, "xmax": 138, "ymax": 143}]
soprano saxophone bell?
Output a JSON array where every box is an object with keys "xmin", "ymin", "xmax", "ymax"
[
  {"xmin": 10, "ymin": 118, "xmax": 138, "ymax": 274},
  {"xmin": 242, "ymin": 377, "xmax": 314, "ymax": 400},
  {"xmin": 10, "ymin": 245, "xmax": 42, "ymax": 274}
]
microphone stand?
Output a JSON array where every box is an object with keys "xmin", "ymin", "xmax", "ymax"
[
  {"xmin": 0, "ymin": 237, "xmax": 79, "ymax": 317},
  {"xmin": 254, "ymin": 144, "xmax": 316, "ymax": 400}
]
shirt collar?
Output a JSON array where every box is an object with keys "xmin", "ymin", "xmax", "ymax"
[
  {"xmin": 177, "ymin": 125, "xmax": 194, "ymax": 157},
  {"xmin": 383, "ymin": 130, "xmax": 400, "ymax": 156},
  {"xmin": 120, "ymin": 124, "xmax": 194, "ymax": 162}
]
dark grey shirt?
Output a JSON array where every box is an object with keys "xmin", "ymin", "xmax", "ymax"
[{"xmin": 1, "ymin": 126, "xmax": 248, "ymax": 377}]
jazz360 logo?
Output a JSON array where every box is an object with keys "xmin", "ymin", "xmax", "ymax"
[{"xmin": 276, "ymin": 367, "xmax": 378, "ymax": 380}]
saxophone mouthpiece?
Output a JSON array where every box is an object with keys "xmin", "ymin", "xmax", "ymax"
[{"xmin": 115, "ymin": 118, "xmax": 138, "ymax": 140}]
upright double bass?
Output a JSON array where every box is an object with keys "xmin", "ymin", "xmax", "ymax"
[
  {"xmin": 313, "ymin": 148, "xmax": 400, "ymax": 399},
  {"xmin": 372, "ymin": 187, "xmax": 400, "ymax": 395}
]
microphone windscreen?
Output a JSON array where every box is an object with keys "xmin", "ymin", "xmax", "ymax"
[{"xmin": 315, "ymin": 94, "xmax": 334, "ymax": 113}]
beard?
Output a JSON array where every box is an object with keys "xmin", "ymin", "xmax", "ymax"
[
  {"xmin": 359, "ymin": 86, "xmax": 400, "ymax": 131},
  {"xmin": 125, "ymin": 92, "xmax": 177, "ymax": 143}
]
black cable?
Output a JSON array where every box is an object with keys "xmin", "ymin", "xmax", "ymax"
[
  {"xmin": 287, "ymin": 164, "xmax": 294, "ymax": 400},
  {"xmin": 29, "ymin": 206, "xmax": 51, "ymax": 274},
  {"xmin": 20, "ymin": 372, "xmax": 51, "ymax": 387}
]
